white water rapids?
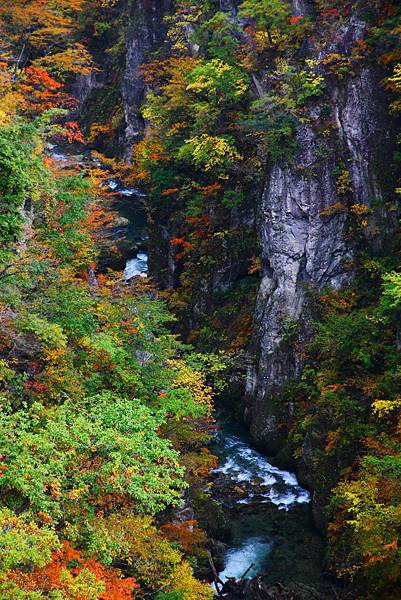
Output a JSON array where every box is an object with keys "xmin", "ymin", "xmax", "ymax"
[{"xmin": 213, "ymin": 419, "xmax": 311, "ymax": 584}]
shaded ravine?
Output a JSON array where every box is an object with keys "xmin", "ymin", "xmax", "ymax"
[
  {"xmin": 51, "ymin": 146, "xmax": 326, "ymax": 595},
  {"xmin": 49, "ymin": 145, "xmax": 149, "ymax": 279}
]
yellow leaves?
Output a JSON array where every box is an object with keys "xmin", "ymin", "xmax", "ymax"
[
  {"xmin": 169, "ymin": 561, "xmax": 213, "ymax": 600},
  {"xmin": 248, "ymin": 256, "xmax": 261, "ymax": 274},
  {"xmin": 350, "ymin": 203, "xmax": 369, "ymax": 216},
  {"xmin": 169, "ymin": 359, "xmax": 213, "ymax": 414},
  {"xmin": 0, "ymin": 1, "xmax": 92, "ymax": 85},
  {"xmin": 35, "ymin": 44, "xmax": 94, "ymax": 77},
  {"xmin": 181, "ymin": 134, "xmax": 242, "ymax": 177},
  {"xmin": 49, "ymin": 480, "xmax": 62, "ymax": 500},
  {"xmin": 336, "ymin": 169, "xmax": 352, "ymax": 195},
  {"xmin": 186, "ymin": 58, "xmax": 248, "ymax": 99},
  {"xmin": 319, "ymin": 202, "xmax": 347, "ymax": 217},
  {"xmin": 68, "ymin": 487, "xmax": 87, "ymax": 501},
  {"xmin": 0, "ymin": 64, "xmax": 22, "ymax": 125},
  {"xmin": 386, "ymin": 63, "xmax": 401, "ymax": 114},
  {"xmin": 0, "ymin": 360, "xmax": 15, "ymax": 384},
  {"xmin": 350, "ymin": 202, "xmax": 370, "ymax": 227},
  {"xmin": 387, "ymin": 63, "xmax": 401, "ymax": 92},
  {"xmin": 88, "ymin": 123, "xmax": 112, "ymax": 143},
  {"xmin": 372, "ymin": 397, "xmax": 401, "ymax": 419},
  {"xmin": 42, "ymin": 347, "xmax": 67, "ymax": 365}
]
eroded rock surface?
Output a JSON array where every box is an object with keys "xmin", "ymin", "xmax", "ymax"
[{"xmin": 245, "ymin": 17, "xmax": 392, "ymax": 452}]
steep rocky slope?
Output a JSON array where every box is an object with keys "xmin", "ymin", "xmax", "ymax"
[
  {"xmin": 81, "ymin": 0, "xmax": 401, "ymax": 560},
  {"xmin": 245, "ymin": 13, "xmax": 394, "ymax": 452}
]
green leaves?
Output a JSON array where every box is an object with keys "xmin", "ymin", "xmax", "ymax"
[
  {"xmin": 186, "ymin": 59, "xmax": 250, "ymax": 106},
  {"xmin": 177, "ymin": 134, "xmax": 242, "ymax": 178},
  {"xmin": 382, "ymin": 271, "xmax": 401, "ymax": 308},
  {"xmin": 239, "ymin": 0, "xmax": 291, "ymax": 32},
  {"xmin": 0, "ymin": 119, "xmax": 49, "ymax": 245},
  {"xmin": 0, "ymin": 395, "xmax": 186, "ymax": 521},
  {"xmin": 0, "ymin": 508, "xmax": 59, "ymax": 572}
]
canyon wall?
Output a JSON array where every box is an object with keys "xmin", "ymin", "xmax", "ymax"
[{"xmin": 245, "ymin": 14, "xmax": 392, "ymax": 452}]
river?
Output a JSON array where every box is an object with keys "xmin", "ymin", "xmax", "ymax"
[
  {"xmin": 104, "ymin": 172, "xmax": 323, "ymax": 590},
  {"xmin": 210, "ymin": 416, "xmax": 326, "ymax": 596},
  {"xmin": 50, "ymin": 145, "xmax": 325, "ymax": 595},
  {"xmin": 213, "ymin": 417, "xmax": 310, "ymax": 584}
]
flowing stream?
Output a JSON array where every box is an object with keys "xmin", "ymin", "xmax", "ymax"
[
  {"xmin": 50, "ymin": 145, "xmax": 322, "ymax": 593},
  {"xmin": 212, "ymin": 417, "xmax": 312, "ymax": 586},
  {"xmin": 49, "ymin": 145, "xmax": 149, "ymax": 279}
]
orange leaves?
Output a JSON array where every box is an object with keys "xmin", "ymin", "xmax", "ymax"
[
  {"xmin": 140, "ymin": 56, "xmax": 199, "ymax": 88},
  {"xmin": 161, "ymin": 519, "xmax": 207, "ymax": 553},
  {"xmin": 120, "ymin": 321, "xmax": 140, "ymax": 336},
  {"xmin": 325, "ymin": 430, "xmax": 340, "ymax": 453},
  {"xmin": 319, "ymin": 289, "xmax": 356, "ymax": 313},
  {"xmin": 20, "ymin": 66, "xmax": 75, "ymax": 113},
  {"xmin": 199, "ymin": 182, "xmax": 223, "ymax": 197},
  {"xmin": 62, "ymin": 121, "xmax": 85, "ymax": 144},
  {"xmin": 321, "ymin": 383, "xmax": 346, "ymax": 393},
  {"xmin": 162, "ymin": 187, "xmax": 180, "ymax": 196},
  {"xmin": 24, "ymin": 66, "xmax": 62, "ymax": 92},
  {"xmin": 383, "ymin": 540, "xmax": 398, "ymax": 552},
  {"xmin": 289, "ymin": 15, "xmax": 304, "ymax": 24},
  {"xmin": 11, "ymin": 541, "xmax": 139, "ymax": 599},
  {"xmin": 171, "ymin": 237, "xmax": 193, "ymax": 248}
]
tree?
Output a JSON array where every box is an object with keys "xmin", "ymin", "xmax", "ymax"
[{"xmin": 0, "ymin": 1, "xmax": 92, "ymax": 80}]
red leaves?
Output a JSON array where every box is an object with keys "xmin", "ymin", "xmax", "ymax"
[
  {"xmin": 321, "ymin": 3, "xmax": 351, "ymax": 20},
  {"xmin": 289, "ymin": 15, "xmax": 304, "ymax": 25},
  {"xmin": 322, "ymin": 8, "xmax": 340, "ymax": 18},
  {"xmin": 25, "ymin": 380, "xmax": 48, "ymax": 395},
  {"xmin": 62, "ymin": 121, "xmax": 85, "ymax": 144},
  {"xmin": 14, "ymin": 541, "xmax": 139, "ymax": 599},
  {"xmin": 171, "ymin": 237, "xmax": 192, "ymax": 248},
  {"xmin": 171, "ymin": 237, "xmax": 194, "ymax": 261}
]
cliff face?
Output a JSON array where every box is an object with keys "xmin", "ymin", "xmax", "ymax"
[
  {"xmin": 84, "ymin": 0, "xmax": 394, "ymax": 466},
  {"xmin": 245, "ymin": 15, "xmax": 392, "ymax": 453},
  {"xmin": 122, "ymin": 0, "xmax": 171, "ymax": 160}
]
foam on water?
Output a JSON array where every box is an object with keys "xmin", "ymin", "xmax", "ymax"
[
  {"xmin": 214, "ymin": 432, "xmax": 310, "ymax": 510},
  {"xmin": 213, "ymin": 420, "xmax": 312, "ymax": 585},
  {"xmin": 219, "ymin": 537, "xmax": 273, "ymax": 582},
  {"xmin": 124, "ymin": 252, "xmax": 148, "ymax": 280}
]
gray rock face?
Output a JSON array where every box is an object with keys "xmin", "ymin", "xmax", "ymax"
[
  {"xmin": 292, "ymin": 0, "xmax": 312, "ymax": 17},
  {"xmin": 71, "ymin": 72, "xmax": 102, "ymax": 117},
  {"xmin": 219, "ymin": 0, "xmax": 238, "ymax": 15},
  {"xmin": 122, "ymin": 0, "xmax": 171, "ymax": 160},
  {"xmin": 245, "ymin": 17, "xmax": 390, "ymax": 451}
]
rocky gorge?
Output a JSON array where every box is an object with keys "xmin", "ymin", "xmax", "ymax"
[{"xmin": 72, "ymin": 0, "xmax": 401, "ymax": 596}]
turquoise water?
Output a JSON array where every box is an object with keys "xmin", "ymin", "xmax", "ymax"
[{"xmin": 213, "ymin": 418, "xmax": 312, "ymax": 584}]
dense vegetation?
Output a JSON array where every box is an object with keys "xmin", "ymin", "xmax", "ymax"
[
  {"xmin": 125, "ymin": 1, "xmax": 401, "ymax": 597},
  {"xmin": 0, "ymin": 2, "xmax": 217, "ymax": 598},
  {"xmin": 0, "ymin": 0, "xmax": 401, "ymax": 599}
]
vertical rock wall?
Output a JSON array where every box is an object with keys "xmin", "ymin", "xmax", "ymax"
[
  {"xmin": 245, "ymin": 16, "xmax": 392, "ymax": 451},
  {"xmin": 122, "ymin": 0, "xmax": 171, "ymax": 160}
]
